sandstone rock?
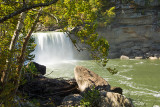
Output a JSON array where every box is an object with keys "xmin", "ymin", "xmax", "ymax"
[
  {"xmin": 142, "ymin": 43, "xmax": 152, "ymax": 48},
  {"xmin": 149, "ymin": 57, "xmax": 158, "ymax": 60},
  {"xmin": 96, "ymin": 7, "xmax": 160, "ymax": 59},
  {"xmin": 110, "ymin": 87, "xmax": 123, "ymax": 95},
  {"xmin": 74, "ymin": 66, "xmax": 110, "ymax": 92},
  {"xmin": 134, "ymin": 0, "xmax": 160, "ymax": 6},
  {"xmin": 141, "ymin": 48, "xmax": 149, "ymax": 53},
  {"xmin": 135, "ymin": 56, "xmax": 143, "ymax": 59},
  {"xmin": 152, "ymin": 45, "xmax": 160, "ymax": 51},
  {"xmin": 108, "ymin": 53, "xmax": 120, "ymax": 59},
  {"xmin": 120, "ymin": 48, "xmax": 132, "ymax": 56},
  {"xmin": 99, "ymin": 92, "xmax": 133, "ymax": 107},
  {"xmin": 120, "ymin": 42, "xmax": 134, "ymax": 48},
  {"xmin": 133, "ymin": 50, "xmax": 143, "ymax": 56},
  {"xmin": 61, "ymin": 94, "xmax": 82, "ymax": 106},
  {"xmin": 118, "ymin": 15, "xmax": 153, "ymax": 25},
  {"xmin": 132, "ymin": 46, "xmax": 141, "ymax": 50},
  {"xmin": 120, "ymin": 55, "xmax": 129, "ymax": 60}
]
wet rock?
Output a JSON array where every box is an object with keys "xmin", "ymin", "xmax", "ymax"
[
  {"xmin": 110, "ymin": 87, "xmax": 123, "ymax": 95},
  {"xmin": 99, "ymin": 92, "xmax": 133, "ymax": 107},
  {"xmin": 74, "ymin": 66, "xmax": 110, "ymax": 92}
]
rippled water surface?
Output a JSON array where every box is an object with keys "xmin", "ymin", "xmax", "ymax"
[{"xmin": 45, "ymin": 59, "xmax": 160, "ymax": 106}]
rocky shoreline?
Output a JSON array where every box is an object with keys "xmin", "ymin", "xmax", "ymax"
[
  {"xmin": 120, "ymin": 55, "xmax": 160, "ymax": 60},
  {"xmin": 19, "ymin": 76, "xmax": 79, "ymax": 106},
  {"xmin": 19, "ymin": 63, "xmax": 134, "ymax": 107}
]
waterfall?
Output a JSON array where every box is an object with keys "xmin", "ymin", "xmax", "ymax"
[{"xmin": 33, "ymin": 32, "xmax": 74, "ymax": 65}]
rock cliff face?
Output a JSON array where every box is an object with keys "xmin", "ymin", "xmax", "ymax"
[{"xmin": 97, "ymin": 1, "xmax": 160, "ymax": 58}]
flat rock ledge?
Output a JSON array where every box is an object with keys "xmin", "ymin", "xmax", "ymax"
[{"xmin": 19, "ymin": 65, "xmax": 133, "ymax": 107}]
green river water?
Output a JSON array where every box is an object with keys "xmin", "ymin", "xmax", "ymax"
[{"xmin": 44, "ymin": 59, "xmax": 160, "ymax": 107}]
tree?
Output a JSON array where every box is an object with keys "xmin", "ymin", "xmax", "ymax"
[{"xmin": 0, "ymin": 0, "xmax": 115, "ymax": 105}]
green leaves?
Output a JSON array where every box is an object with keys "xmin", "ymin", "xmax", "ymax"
[
  {"xmin": 107, "ymin": 67, "xmax": 118, "ymax": 75},
  {"xmin": 80, "ymin": 86, "xmax": 100, "ymax": 107}
]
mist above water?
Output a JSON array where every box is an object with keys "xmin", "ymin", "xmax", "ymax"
[{"xmin": 33, "ymin": 32, "xmax": 74, "ymax": 65}]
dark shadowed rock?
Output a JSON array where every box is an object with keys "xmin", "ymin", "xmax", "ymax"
[
  {"xmin": 99, "ymin": 92, "xmax": 134, "ymax": 107},
  {"xmin": 74, "ymin": 66, "xmax": 110, "ymax": 92},
  {"xmin": 110, "ymin": 87, "xmax": 123, "ymax": 95},
  {"xmin": 19, "ymin": 77, "xmax": 79, "ymax": 106},
  {"xmin": 61, "ymin": 94, "xmax": 82, "ymax": 106},
  {"xmin": 32, "ymin": 62, "xmax": 46, "ymax": 75}
]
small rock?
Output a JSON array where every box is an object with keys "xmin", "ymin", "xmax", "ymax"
[
  {"xmin": 120, "ymin": 55, "xmax": 129, "ymax": 60},
  {"xmin": 135, "ymin": 56, "xmax": 143, "ymax": 59},
  {"xmin": 149, "ymin": 57, "xmax": 158, "ymax": 60},
  {"xmin": 74, "ymin": 66, "xmax": 110, "ymax": 92}
]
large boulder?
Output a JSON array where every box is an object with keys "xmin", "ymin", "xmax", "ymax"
[
  {"xmin": 99, "ymin": 92, "xmax": 133, "ymax": 107},
  {"xmin": 74, "ymin": 66, "xmax": 110, "ymax": 92}
]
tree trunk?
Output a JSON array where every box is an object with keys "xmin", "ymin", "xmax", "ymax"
[
  {"xmin": 1, "ymin": 12, "xmax": 26, "ymax": 83},
  {"xmin": 14, "ymin": 8, "xmax": 42, "ymax": 94}
]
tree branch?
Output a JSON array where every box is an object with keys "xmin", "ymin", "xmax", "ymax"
[
  {"xmin": 0, "ymin": 0, "xmax": 58, "ymax": 23},
  {"xmin": 42, "ymin": 11, "xmax": 59, "ymax": 24},
  {"xmin": 14, "ymin": 8, "xmax": 42, "ymax": 95}
]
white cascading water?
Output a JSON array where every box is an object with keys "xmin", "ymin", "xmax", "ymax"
[{"xmin": 33, "ymin": 32, "xmax": 74, "ymax": 65}]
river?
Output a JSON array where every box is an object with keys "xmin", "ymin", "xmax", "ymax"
[
  {"xmin": 33, "ymin": 32, "xmax": 160, "ymax": 106},
  {"xmin": 44, "ymin": 59, "xmax": 160, "ymax": 107}
]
